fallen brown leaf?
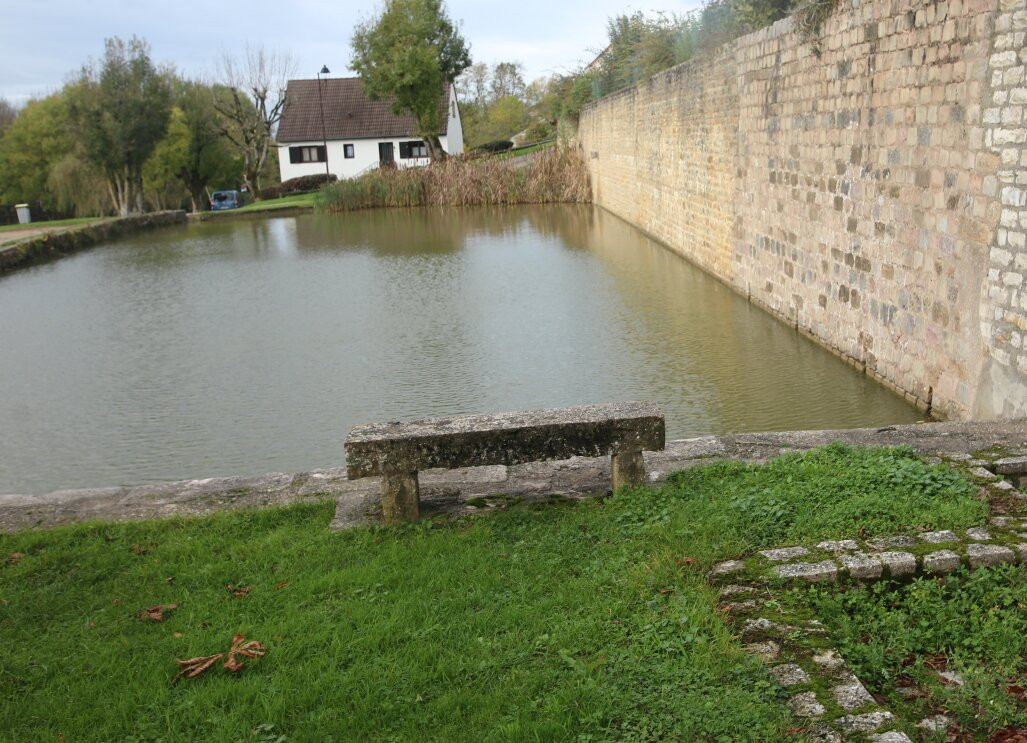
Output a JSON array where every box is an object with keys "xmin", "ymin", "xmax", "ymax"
[
  {"xmin": 273, "ymin": 581, "xmax": 289, "ymax": 590},
  {"xmin": 223, "ymin": 634, "xmax": 266, "ymax": 673},
  {"xmin": 139, "ymin": 604, "xmax": 178, "ymax": 622},
  {"xmin": 657, "ymin": 588, "xmax": 674, "ymax": 596},
  {"xmin": 129, "ymin": 544, "xmax": 147, "ymax": 555},
  {"xmin": 226, "ymin": 584, "xmax": 251, "ymax": 598},
  {"xmin": 990, "ymin": 727, "xmax": 1027, "ymax": 743},
  {"xmin": 173, "ymin": 652, "xmax": 224, "ymax": 683},
  {"xmin": 173, "ymin": 634, "xmax": 266, "ymax": 683},
  {"xmin": 896, "ymin": 673, "xmax": 916, "ymax": 687},
  {"xmin": 7, "ymin": 552, "xmax": 25, "ymax": 563},
  {"xmin": 675, "ymin": 557, "xmax": 698, "ymax": 568},
  {"xmin": 173, "ymin": 632, "xmax": 183, "ymax": 639}
]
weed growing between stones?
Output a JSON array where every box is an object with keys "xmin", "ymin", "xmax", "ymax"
[
  {"xmin": 787, "ymin": 565, "xmax": 1027, "ymax": 739},
  {"xmin": 792, "ymin": 0, "xmax": 842, "ymax": 56}
]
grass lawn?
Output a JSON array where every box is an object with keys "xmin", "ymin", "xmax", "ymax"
[
  {"xmin": 0, "ymin": 445, "xmax": 989, "ymax": 741},
  {"xmin": 232, "ymin": 194, "xmax": 315, "ymax": 213},
  {"xmin": 500, "ymin": 140, "xmax": 558, "ymax": 159},
  {"xmin": 0, "ymin": 216, "xmax": 104, "ymax": 234}
]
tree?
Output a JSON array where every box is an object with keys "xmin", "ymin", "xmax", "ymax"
[
  {"xmin": 47, "ymin": 154, "xmax": 111, "ymax": 217},
  {"xmin": 0, "ymin": 94, "xmax": 72, "ymax": 208},
  {"xmin": 67, "ymin": 37, "xmax": 173, "ymax": 216},
  {"xmin": 351, "ymin": 0, "xmax": 471, "ymax": 160},
  {"xmin": 215, "ymin": 45, "xmax": 294, "ymax": 198},
  {"xmin": 148, "ymin": 81, "xmax": 243, "ymax": 212},
  {"xmin": 142, "ymin": 106, "xmax": 191, "ymax": 210},
  {"xmin": 459, "ymin": 62, "xmax": 489, "ymax": 108},
  {"xmin": 0, "ymin": 99, "xmax": 17, "ymax": 138},
  {"xmin": 490, "ymin": 62, "xmax": 525, "ymax": 102}
]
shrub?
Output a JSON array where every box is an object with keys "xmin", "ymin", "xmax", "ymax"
[
  {"xmin": 523, "ymin": 120, "xmax": 555, "ymax": 144},
  {"xmin": 274, "ymin": 173, "xmax": 338, "ymax": 198},
  {"xmin": 473, "ymin": 140, "xmax": 513, "ymax": 153}
]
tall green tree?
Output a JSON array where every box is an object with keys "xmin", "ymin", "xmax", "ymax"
[
  {"xmin": 351, "ymin": 0, "xmax": 471, "ymax": 160},
  {"xmin": 142, "ymin": 106, "xmax": 190, "ymax": 210},
  {"xmin": 0, "ymin": 99, "xmax": 17, "ymax": 138},
  {"xmin": 0, "ymin": 93, "xmax": 73, "ymax": 208},
  {"xmin": 146, "ymin": 82, "xmax": 242, "ymax": 212},
  {"xmin": 68, "ymin": 37, "xmax": 173, "ymax": 216}
]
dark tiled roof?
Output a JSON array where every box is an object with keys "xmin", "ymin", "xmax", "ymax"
[{"xmin": 276, "ymin": 77, "xmax": 450, "ymax": 143}]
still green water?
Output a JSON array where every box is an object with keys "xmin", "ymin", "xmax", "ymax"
[{"xmin": 0, "ymin": 205, "xmax": 919, "ymax": 494}]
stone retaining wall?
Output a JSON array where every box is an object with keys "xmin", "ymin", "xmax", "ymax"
[
  {"xmin": 579, "ymin": 0, "xmax": 1027, "ymax": 420},
  {"xmin": 0, "ymin": 211, "xmax": 187, "ymax": 274}
]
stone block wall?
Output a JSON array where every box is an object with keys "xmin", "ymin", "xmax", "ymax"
[{"xmin": 580, "ymin": 0, "xmax": 1027, "ymax": 420}]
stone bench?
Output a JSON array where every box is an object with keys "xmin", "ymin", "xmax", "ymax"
[{"xmin": 344, "ymin": 401, "xmax": 666, "ymax": 524}]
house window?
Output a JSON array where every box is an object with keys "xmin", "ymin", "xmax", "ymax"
[
  {"xmin": 288, "ymin": 145, "xmax": 326, "ymax": 164},
  {"xmin": 343, "ymin": 144, "xmax": 355, "ymax": 159},
  {"xmin": 399, "ymin": 140, "xmax": 428, "ymax": 159}
]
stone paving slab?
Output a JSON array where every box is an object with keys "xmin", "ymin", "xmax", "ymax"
[{"xmin": 2, "ymin": 418, "xmax": 1024, "ymax": 532}]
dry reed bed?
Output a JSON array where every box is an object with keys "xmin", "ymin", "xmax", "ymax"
[{"xmin": 313, "ymin": 148, "xmax": 591, "ymax": 211}]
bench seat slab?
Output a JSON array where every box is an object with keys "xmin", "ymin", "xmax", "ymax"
[{"xmin": 345, "ymin": 401, "xmax": 665, "ymax": 479}]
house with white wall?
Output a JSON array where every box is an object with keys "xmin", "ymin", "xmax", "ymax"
[{"xmin": 275, "ymin": 78, "xmax": 463, "ymax": 182}]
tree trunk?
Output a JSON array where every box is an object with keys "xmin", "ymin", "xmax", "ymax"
[
  {"xmin": 189, "ymin": 189, "xmax": 206, "ymax": 213},
  {"xmin": 425, "ymin": 134, "xmax": 447, "ymax": 162}
]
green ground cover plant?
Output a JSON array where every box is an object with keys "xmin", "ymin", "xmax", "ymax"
[
  {"xmin": 0, "ymin": 445, "xmax": 987, "ymax": 741},
  {"xmin": 790, "ymin": 566, "xmax": 1027, "ymax": 740}
]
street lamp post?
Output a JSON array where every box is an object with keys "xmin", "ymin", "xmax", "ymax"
[{"xmin": 316, "ymin": 65, "xmax": 331, "ymax": 182}]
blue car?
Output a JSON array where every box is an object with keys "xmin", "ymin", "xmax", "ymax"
[{"xmin": 209, "ymin": 190, "xmax": 245, "ymax": 211}]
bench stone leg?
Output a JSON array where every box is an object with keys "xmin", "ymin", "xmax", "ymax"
[
  {"xmin": 381, "ymin": 470, "xmax": 420, "ymax": 524},
  {"xmin": 611, "ymin": 449, "xmax": 646, "ymax": 490}
]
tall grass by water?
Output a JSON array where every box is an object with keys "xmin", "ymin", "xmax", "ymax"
[{"xmin": 313, "ymin": 148, "xmax": 591, "ymax": 212}]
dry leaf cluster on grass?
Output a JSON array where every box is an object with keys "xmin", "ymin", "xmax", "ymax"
[
  {"xmin": 173, "ymin": 634, "xmax": 266, "ymax": 683},
  {"xmin": 138, "ymin": 604, "xmax": 177, "ymax": 622},
  {"xmin": 132, "ymin": 583, "xmax": 268, "ymax": 682}
]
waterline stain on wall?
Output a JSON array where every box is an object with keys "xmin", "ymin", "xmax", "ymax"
[{"xmin": 580, "ymin": 0, "xmax": 1027, "ymax": 421}]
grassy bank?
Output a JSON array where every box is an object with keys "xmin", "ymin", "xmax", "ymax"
[
  {"xmin": 0, "ymin": 445, "xmax": 987, "ymax": 741},
  {"xmin": 314, "ymin": 147, "xmax": 590, "ymax": 212}
]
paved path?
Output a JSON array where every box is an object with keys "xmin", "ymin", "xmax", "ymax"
[{"xmin": 0, "ymin": 224, "xmax": 79, "ymax": 244}]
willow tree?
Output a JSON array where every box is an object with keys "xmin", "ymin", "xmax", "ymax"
[
  {"xmin": 68, "ymin": 37, "xmax": 173, "ymax": 216},
  {"xmin": 351, "ymin": 0, "xmax": 471, "ymax": 160}
]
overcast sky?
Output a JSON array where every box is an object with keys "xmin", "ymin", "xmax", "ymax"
[{"xmin": 0, "ymin": 0, "xmax": 703, "ymax": 105}]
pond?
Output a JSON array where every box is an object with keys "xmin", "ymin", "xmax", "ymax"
[{"xmin": 0, "ymin": 205, "xmax": 920, "ymax": 494}]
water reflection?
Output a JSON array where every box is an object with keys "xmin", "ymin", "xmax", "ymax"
[{"xmin": 0, "ymin": 206, "xmax": 920, "ymax": 494}]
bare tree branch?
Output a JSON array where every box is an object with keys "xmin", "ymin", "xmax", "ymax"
[{"xmin": 214, "ymin": 44, "xmax": 296, "ymax": 197}]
